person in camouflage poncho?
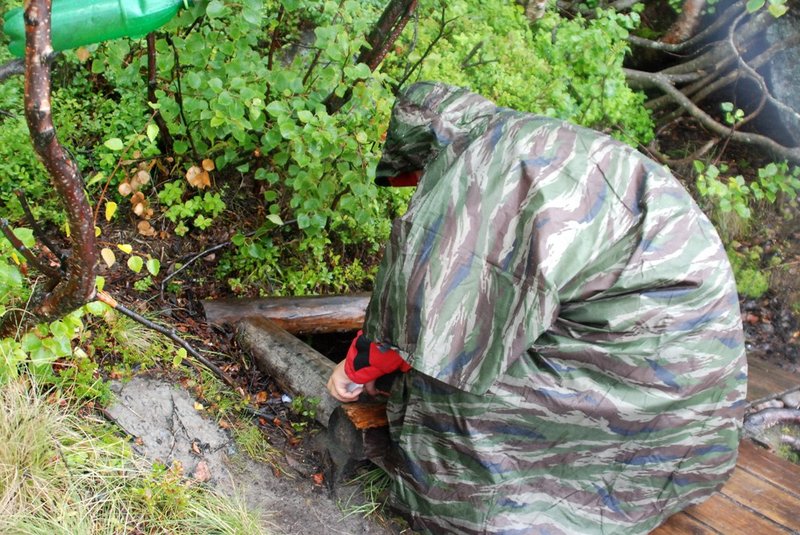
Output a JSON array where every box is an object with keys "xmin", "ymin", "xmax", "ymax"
[{"xmin": 328, "ymin": 82, "xmax": 747, "ymax": 534}]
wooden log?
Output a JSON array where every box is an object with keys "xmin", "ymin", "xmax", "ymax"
[
  {"xmin": 237, "ymin": 317, "xmax": 337, "ymax": 425},
  {"xmin": 203, "ymin": 294, "xmax": 370, "ymax": 334},
  {"xmin": 327, "ymin": 402, "xmax": 390, "ymax": 467},
  {"xmin": 237, "ymin": 315, "xmax": 393, "ymax": 466}
]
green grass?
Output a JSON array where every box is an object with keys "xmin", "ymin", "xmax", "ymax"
[{"xmin": 0, "ymin": 378, "xmax": 267, "ymax": 534}]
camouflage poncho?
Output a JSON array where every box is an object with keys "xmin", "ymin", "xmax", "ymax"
[{"xmin": 363, "ymin": 82, "xmax": 747, "ymax": 534}]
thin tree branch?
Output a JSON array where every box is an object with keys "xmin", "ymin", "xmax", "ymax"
[
  {"xmin": 625, "ymin": 67, "xmax": 800, "ymax": 164},
  {"xmin": 96, "ymin": 291, "xmax": 239, "ymax": 391},
  {"xmin": 13, "ymin": 189, "xmax": 66, "ymax": 264},
  {"xmin": 0, "ymin": 218, "xmax": 62, "ymax": 279},
  {"xmin": 393, "ymin": 5, "xmax": 456, "ymax": 92},
  {"xmin": 0, "ymin": 59, "xmax": 25, "ymax": 83},
  {"xmin": 165, "ymin": 34, "xmax": 198, "ymax": 160},
  {"xmin": 324, "ymin": 0, "xmax": 418, "ymax": 114},
  {"xmin": 146, "ymin": 33, "xmax": 174, "ymax": 154},
  {"xmin": 267, "ymin": 4, "xmax": 284, "ymax": 72},
  {"xmin": 160, "ymin": 239, "xmax": 234, "ymax": 300},
  {"xmin": 627, "ymin": 3, "xmax": 744, "ymax": 53}
]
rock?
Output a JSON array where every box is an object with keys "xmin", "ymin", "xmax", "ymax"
[
  {"xmin": 781, "ymin": 390, "xmax": 800, "ymax": 409},
  {"xmin": 764, "ymin": 13, "xmax": 800, "ymax": 146}
]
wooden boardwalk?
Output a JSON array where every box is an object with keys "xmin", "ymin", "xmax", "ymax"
[{"xmin": 654, "ymin": 357, "xmax": 800, "ymax": 534}]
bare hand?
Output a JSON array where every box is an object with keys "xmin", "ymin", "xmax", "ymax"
[{"xmin": 327, "ymin": 360, "xmax": 363, "ymax": 402}]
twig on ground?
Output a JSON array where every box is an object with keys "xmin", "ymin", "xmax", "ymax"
[
  {"xmin": 96, "ymin": 291, "xmax": 239, "ymax": 391},
  {"xmin": 160, "ymin": 240, "xmax": 233, "ymax": 300}
]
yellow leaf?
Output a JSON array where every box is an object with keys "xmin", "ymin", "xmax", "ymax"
[
  {"xmin": 202, "ymin": 158, "xmax": 215, "ymax": 171},
  {"xmin": 10, "ymin": 252, "xmax": 20, "ymax": 265},
  {"xmin": 75, "ymin": 47, "xmax": 91, "ymax": 62},
  {"xmin": 105, "ymin": 201, "xmax": 117, "ymax": 222},
  {"xmin": 100, "ymin": 248, "xmax": 116, "ymax": 268},
  {"xmin": 117, "ymin": 243, "xmax": 133, "ymax": 254},
  {"xmin": 95, "ymin": 226, "xmax": 102, "ymax": 237},
  {"xmin": 193, "ymin": 402, "xmax": 204, "ymax": 411}
]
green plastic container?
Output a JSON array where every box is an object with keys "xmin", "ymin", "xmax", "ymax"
[{"xmin": 4, "ymin": 0, "xmax": 191, "ymax": 58}]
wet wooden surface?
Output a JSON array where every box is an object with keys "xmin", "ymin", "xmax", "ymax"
[{"xmin": 653, "ymin": 357, "xmax": 800, "ymax": 534}]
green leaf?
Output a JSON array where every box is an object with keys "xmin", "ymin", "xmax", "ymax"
[
  {"xmin": 146, "ymin": 258, "xmax": 161, "ymax": 276},
  {"xmin": 146, "ymin": 124, "xmax": 159, "ymax": 143},
  {"xmin": 266, "ymin": 214, "xmax": 284, "ymax": 226},
  {"xmin": 297, "ymin": 110, "xmax": 313, "ymax": 123},
  {"xmin": 767, "ymin": 2, "xmax": 788, "ymax": 16},
  {"xmin": 127, "ymin": 256, "xmax": 144, "ymax": 274},
  {"xmin": 206, "ymin": 0, "xmax": 227, "ymax": 18},
  {"xmin": 746, "ymin": 0, "xmax": 765, "ymax": 12},
  {"xmin": 104, "ymin": 138, "xmax": 124, "ymax": 151},
  {"xmin": 173, "ymin": 348, "xmax": 187, "ymax": 368}
]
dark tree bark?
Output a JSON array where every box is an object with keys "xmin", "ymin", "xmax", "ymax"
[
  {"xmin": 1, "ymin": 0, "xmax": 98, "ymax": 335},
  {"xmin": 324, "ymin": 0, "xmax": 418, "ymax": 114},
  {"xmin": 146, "ymin": 32, "xmax": 174, "ymax": 154}
]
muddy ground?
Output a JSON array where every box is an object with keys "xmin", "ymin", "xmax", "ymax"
[{"xmin": 107, "ymin": 375, "xmax": 404, "ymax": 535}]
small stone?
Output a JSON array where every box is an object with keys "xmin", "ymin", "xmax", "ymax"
[
  {"xmin": 192, "ymin": 460, "xmax": 211, "ymax": 483},
  {"xmin": 780, "ymin": 390, "xmax": 800, "ymax": 409}
]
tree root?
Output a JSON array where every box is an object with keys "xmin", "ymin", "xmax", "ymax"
[{"xmin": 743, "ymin": 407, "xmax": 800, "ymax": 437}]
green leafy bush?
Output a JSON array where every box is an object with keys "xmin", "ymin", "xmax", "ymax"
[{"xmin": 386, "ymin": 0, "xmax": 653, "ymax": 145}]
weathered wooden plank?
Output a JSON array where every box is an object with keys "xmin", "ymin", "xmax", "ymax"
[
  {"xmin": 203, "ymin": 294, "xmax": 369, "ymax": 334},
  {"xmin": 237, "ymin": 317, "xmax": 336, "ymax": 426},
  {"xmin": 735, "ymin": 440, "xmax": 800, "ymax": 497},
  {"xmin": 746, "ymin": 356, "xmax": 800, "ymax": 402},
  {"xmin": 716, "ymin": 467, "xmax": 800, "ymax": 531},
  {"xmin": 652, "ymin": 511, "xmax": 719, "ymax": 535},
  {"xmin": 681, "ymin": 493, "xmax": 791, "ymax": 535}
]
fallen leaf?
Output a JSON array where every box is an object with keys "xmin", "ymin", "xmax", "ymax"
[
  {"xmin": 134, "ymin": 437, "xmax": 144, "ymax": 446},
  {"xmin": 194, "ymin": 401, "xmax": 204, "ymax": 411},
  {"xmin": 202, "ymin": 158, "xmax": 215, "ymax": 171},
  {"xmin": 105, "ymin": 201, "xmax": 117, "ymax": 221},
  {"xmin": 193, "ymin": 460, "xmax": 211, "ymax": 482},
  {"xmin": 312, "ymin": 472, "xmax": 324, "ymax": 486},
  {"xmin": 75, "ymin": 47, "xmax": 91, "ymax": 62},
  {"xmin": 137, "ymin": 220, "xmax": 156, "ymax": 236},
  {"xmin": 100, "ymin": 248, "xmax": 116, "ymax": 268},
  {"xmin": 186, "ymin": 165, "xmax": 211, "ymax": 189},
  {"xmin": 218, "ymin": 419, "xmax": 231, "ymax": 430},
  {"xmin": 117, "ymin": 243, "xmax": 133, "ymax": 254},
  {"xmin": 191, "ymin": 440, "xmax": 202, "ymax": 455},
  {"xmin": 256, "ymin": 391, "xmax": 268, "ymax": 404}
]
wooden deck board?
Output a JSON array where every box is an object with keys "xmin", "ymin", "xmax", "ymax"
[
  {"xmin": 681, "ymin": 493, "xmax": 790, "ymax": 535},
  {"xmin": 746, "ymin": 356, "xmax": 800, "ymax": 402},
  {"xmin": 654, "ymin": 355, "xmax": 800, "ymax": 534}
]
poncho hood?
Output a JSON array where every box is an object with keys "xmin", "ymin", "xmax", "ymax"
[{"xmin": 375, "ymin": 82, "xmax": 497, "ymax": 185}]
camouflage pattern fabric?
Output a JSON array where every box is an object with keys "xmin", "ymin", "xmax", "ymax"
[{"xmin": 363, "ymin": 82, "xmax": 747, "ymax": 534}]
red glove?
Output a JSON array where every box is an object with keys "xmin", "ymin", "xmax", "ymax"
[
  {"xmin": 385, "ymin": 169, "xmax": 422, "ymax": 187},
  {"xmin": 344, "ymin": 330, "xmax": 411, "ymax": 384}
]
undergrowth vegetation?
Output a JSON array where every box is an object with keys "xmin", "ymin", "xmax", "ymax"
[
  {"xmin": 2, "ymin": 0, "xmax": 800, "ymax": 528},
  {"xmin": 0, "ymin": 378, "xmax": 265, "ymax": 534}
]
